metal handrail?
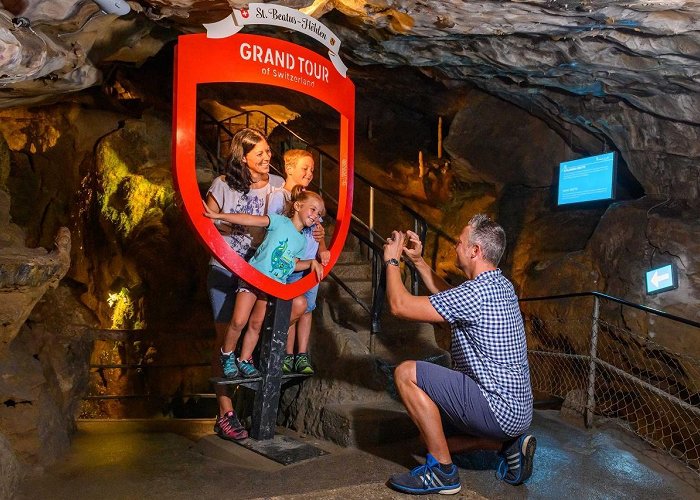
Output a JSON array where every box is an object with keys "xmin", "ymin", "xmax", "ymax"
[
  {"xmin": 198, "ymin": 108, "xmax": 455, "ymax": 250},
  {"xmin": 520, "ymin": 291, "xmax": 700, "ymax": 329},
  {"xmin": 197, "ymin": 106, "xmax": 448, "ymax": 335},
  {"xmin": 520, "ymin": 291, "xmax": 700, "ymax": 430}
]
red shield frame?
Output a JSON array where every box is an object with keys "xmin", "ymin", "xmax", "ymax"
[{"xmin": 172, "ymin": 33, "xmax": 354, "ymax": 300}]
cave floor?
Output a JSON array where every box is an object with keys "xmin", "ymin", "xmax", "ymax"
[{"xmin": 17, "ymin": 410, "xmax": 699, "ymax": 499}]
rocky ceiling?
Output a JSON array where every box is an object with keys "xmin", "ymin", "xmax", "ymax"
[{"xmin": 1, "ymin": 0, "xmax": 699, "ymax": 197}]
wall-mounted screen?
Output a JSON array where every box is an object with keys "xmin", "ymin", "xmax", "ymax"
[{"xmin": 557, "ymin": 152, "xmax": 616, "ymax": 206}]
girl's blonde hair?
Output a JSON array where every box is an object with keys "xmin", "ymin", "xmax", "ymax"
[
  {"xmin": 283, "ymin": 149, "xmax": 313, "ymax": 172},
  {"xmin": 284, "ymin": 185, "xmax": 325, "ymax": 218}
]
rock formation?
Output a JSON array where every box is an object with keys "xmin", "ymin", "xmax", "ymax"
[{"xmin": 0, "ymin": 1, "xmax": 698, "ymax": 491}]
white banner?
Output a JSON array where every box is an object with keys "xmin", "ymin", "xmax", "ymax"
[{"xmin": 203, "ymin": 4, "xmax": 348, "ymax": 77}]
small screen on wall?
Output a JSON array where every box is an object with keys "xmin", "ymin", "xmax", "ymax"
[{"xmin": 557, "ymin": 152, "xmax": 616, "ymax": 206}]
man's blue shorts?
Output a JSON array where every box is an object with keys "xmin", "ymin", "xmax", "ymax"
[
  {"xmin": 287, "ymin": 270, "xmax": 319, "ymax": 313},
  {"xmin": 416, "ymin": 360, "xmax": 509, "ymax": 441}
]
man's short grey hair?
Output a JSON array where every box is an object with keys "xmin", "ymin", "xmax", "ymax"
[{"xmin": 467, "ymin": 214, "xmax": 506, "ymax": 266}]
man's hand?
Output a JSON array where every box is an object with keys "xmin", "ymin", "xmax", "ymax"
[
  {"xmin": 318, "ymin": 249, "xmax": 330, "ymax": 266},
  {"xmin": 312, "ymin": 223, "xmax": 325, "ymax": 243},
  {"xmin": 383, "ymin": 230, "xmax": 406, "ymax": 263},
  {"xmin": 402, "ymin": 230, "xmax": 424, "ymax": 265},
  {"xmin": 310, "ymin": 260, "xmax": 324, "ymax": 281}
]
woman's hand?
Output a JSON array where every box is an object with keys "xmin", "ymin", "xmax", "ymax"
[
  {"xmin": 202, "ymin": 200, "xmax": 222, "ymax": 220},
  {"xmin": 318, "ymin": 249, "xmax": 330, "ymax": 266},
  {"xmin": 312, "ymin": 223, "xmax": 325, "ymax": 242},
  {"xmin": 383, "ymin": 230, "xmax": 405, "ymax": 263}
]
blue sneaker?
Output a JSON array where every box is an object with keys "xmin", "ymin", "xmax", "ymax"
[
  {"xmin": 220, "ymin": 352, "xmax": 238, "ymax": 379},
  {"xmin": 388, "ymin": 453, "xmax": 461, "ymax": 495},
  {"xmin": 237, "ymin": 358, "xmax": 260, "ymax": 378},
  {"xmin": 496, "ymin": 434, "xmax": 537, "ymax": 485}
]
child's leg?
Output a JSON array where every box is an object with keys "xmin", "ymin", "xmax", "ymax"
[
  {"xmin": 223, "ymin": 291, "xmax": 258, "ymax": 353},
  {"xmin": 297, "ymin": 283, "xmax": 319, "ymax": 353},
  {"xmin": 286, "ymin": 323, "xmax": 297, "ymax": 355},
  {"xmin": 239, "ymin": 298, "xmax": 268, "ymax": 361},
  {"xmin": 295, "ymin": 312, "xmax": 313, "ymax": 353},
  {"xmin": 290, "ymin": 295, "xmax": 307, "ymax": 325}
]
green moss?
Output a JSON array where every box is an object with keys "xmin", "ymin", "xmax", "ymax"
[
  {"xmin": 97, "ymin": 145, "xmax": 174, "ymax": 238},
  {"xmin": 107, "ymin": 287, "xmax": 144, "ymax": 330}
]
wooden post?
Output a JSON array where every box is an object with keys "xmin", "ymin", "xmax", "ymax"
[
  {"xmin": 437, "ymin": 116, "xmax": 443, "ymax": 159},
  {"xmin": 418, "ymin": 150, "xmax": 424, "ymax": 178}
]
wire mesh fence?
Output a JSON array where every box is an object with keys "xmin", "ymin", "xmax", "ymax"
[{"xmin": 522, "ymin": 294, "xmax": 700, "ymax": 475}]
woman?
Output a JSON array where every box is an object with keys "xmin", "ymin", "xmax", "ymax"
[{"xmin": 205, "ymin": 127, "xmax": 284, "ymax": 441}]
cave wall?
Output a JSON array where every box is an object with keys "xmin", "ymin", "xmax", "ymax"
[
  {"xmin": 0, "ymin": 97, "xmax": 213, "ymax": 489},
  {"xmin": 0, "ymin": 45, "xmax": 698, "ymax": 485}
]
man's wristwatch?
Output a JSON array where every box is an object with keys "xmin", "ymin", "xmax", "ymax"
[{"xmin": 384, "ymin": 258, "xmax": 400, "ymax": 267}]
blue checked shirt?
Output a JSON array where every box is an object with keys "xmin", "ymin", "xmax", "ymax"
[{"xmin": 429, "ymin": 269, "xmax": 533, "ymax": 437}]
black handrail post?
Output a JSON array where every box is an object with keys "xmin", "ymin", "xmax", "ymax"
[
  {"xmin": 371, "ymin": 253, "xmax": 386, "ymax": 352},
  {"xmin": 250, "ymin": 297, "xmax": 291, "ymax": 440}
]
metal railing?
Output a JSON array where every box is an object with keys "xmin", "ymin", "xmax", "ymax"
[
  {"xmin": 196, "ymin": 107, "xmax": 457, "ymax": 332},
  {"xmin": 521, "ymin": 291, "xmax": 700, "ymax": 474}
]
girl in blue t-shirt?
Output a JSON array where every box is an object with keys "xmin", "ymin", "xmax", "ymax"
[{"xmin": 203, "ymin": 186, "xmax": 325, "ymax": 379}]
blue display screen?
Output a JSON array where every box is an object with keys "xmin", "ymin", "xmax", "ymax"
[{"xmin": 557, "ymin": 152, "xmax": 616, "ymax": 206}]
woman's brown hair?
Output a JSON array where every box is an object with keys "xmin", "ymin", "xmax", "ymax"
[{"xmin": 224, "ymin": 127, "xmax": 267, "ymax": 194}]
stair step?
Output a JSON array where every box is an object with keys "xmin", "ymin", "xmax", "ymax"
[
  {"xmin": 318, "ymin": 295, "xmax": 370, "ymax": 333},
  {"xmin": 323, "ymin": 279, "xmax": 373, "ymax": 300},
  {"xmin": 320, "ymin": 400, "xmax": 418, "ymax": 447},
  {"xmin": 334, "ymin": 249, "xmax": 367, "ymax": 265},
  {"xmin": 329, "ymin": 262, "xmax": 372, "ymax": 281}
]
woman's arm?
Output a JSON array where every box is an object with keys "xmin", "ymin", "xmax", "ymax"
[
  {"xmin": 206, "ymin": 193, "xmax": 233, "ymax": 235},
  {"xmin": 202, "ymin": 200, "xmax": 270, "ymax": 227}
]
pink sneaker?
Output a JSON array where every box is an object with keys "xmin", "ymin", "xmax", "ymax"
[{"xmin": 214, "ymin": 411, "xmax": 248, "ymax": 441}]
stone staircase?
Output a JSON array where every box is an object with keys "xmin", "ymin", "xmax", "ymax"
[{"xmin": 278, "ymin": 234, "xmax": 450, "ymax": 448}]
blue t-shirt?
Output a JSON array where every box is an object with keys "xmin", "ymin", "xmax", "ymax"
[
  {"xmin": 267, "ymin": 188, "xmax": 320, "ymax": 260},
  {"xmin": 249, "ymin": 213, "xmax": 307, "ymax": 283}
]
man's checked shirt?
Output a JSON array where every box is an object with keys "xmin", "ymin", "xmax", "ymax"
[{"xmin": 429, "ymin": 269, "xmax": 533, "ymax": 437}]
